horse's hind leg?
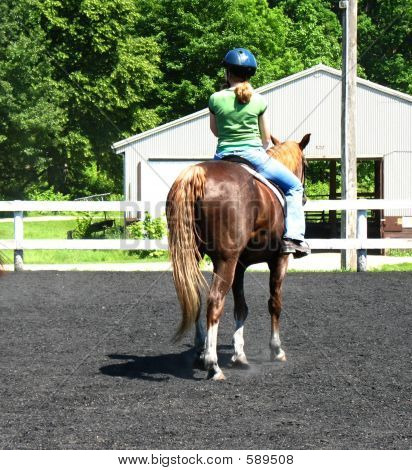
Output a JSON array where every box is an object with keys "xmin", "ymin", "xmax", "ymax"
[
  {"xmin": 268, "ymin": 256, "xmax": 289, "ymax": 362},
  {"xmin": 231, "ymin": 262, "xmax": 249, "ymax": 367},
  {"xmin": 194, "ymin": 247, "xmax": 206, "ymax": 366},
  {"xmin": 194, "ymin": 304, "xmax": 206, "ymax": 368},
  {"xmin": 204, "ymin": 258, "xmax": 237, "ymax": 380}
]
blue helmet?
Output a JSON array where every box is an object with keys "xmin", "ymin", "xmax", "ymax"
[{"xmin": 222, "ymin": 48, "xmax": 257, "ymax": 76}]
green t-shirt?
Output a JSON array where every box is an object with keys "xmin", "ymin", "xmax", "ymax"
[{"xmin": 209, "ymin": 88, "xmax": 267, "ymax": 152}]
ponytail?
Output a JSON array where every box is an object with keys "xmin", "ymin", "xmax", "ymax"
[{"xmin": 235, "ymin": 81, "xmax": 253, "ymax": 104}]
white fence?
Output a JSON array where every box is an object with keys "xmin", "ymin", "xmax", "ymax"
[{"xmin": 0, "ymin": 200, "xmax": 411, "ymax": 271}]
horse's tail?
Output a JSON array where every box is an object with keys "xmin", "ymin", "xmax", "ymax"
[{"xmin": 166, "ymin": 164, "xmax": 208, "ymax": 340}]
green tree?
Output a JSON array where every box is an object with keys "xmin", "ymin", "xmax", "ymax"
[
  {"xmin": 323, "ymin": 0, "xmax": 411, "ymax": 94},
  {"xmin": 0, "ymin": 0, "xmax": 163, "ymax": 198},
  {"xmin": 0, "ymin": 0, "xmax": 66, "ymax": 198},
  {"xmin": 1, "ymin": 0, "xmax": 409, "ymax": 201},
  {"xmin": 32, "ymin": 0, "xmax": 162, "ymax": 194},
  {"xmin": 357, "ymin": 0, "xmax": 412, "ymax": 94},
  {"xmin": 273, "ymin": 0, "xmax": 342, "ymax": 69},
  {"xmin": 137, "ymin": 0, "xmax": 303, "ymax": 121}
]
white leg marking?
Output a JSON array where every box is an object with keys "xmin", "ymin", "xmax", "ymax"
[
  {"xmin": 205, "ymin": 323, "xmax": 218, "ymax": 366},
  {"xmin": 270, "ymin": 330, "xmax": 286, "ymax": 362},
  {"xmin": 231, "ymin": 320, "xmax": 248, "ymax": 365},
  {"xmin": 204, "ymin": 322, "xmax": 225, "ymax": 380}
]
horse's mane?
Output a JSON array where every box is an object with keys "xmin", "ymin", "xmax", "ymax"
[{"xmin": 267, "ymin": 139, "xmax": 304, "ymax": 174}]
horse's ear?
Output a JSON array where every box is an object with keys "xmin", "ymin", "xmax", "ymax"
[
  {"xmin": 271, "ymin": 135, "xmax": 281, "ymax": 146},
  {"xmin": 299, "ymin": 133, "xmax": 311, "ymax": 150}
]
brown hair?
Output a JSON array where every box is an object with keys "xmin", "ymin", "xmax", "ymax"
[
  {"xmin": 166, "ymin": 165, "xmax": 208, "ymax": 340},
  {"xmin": 235, "ymin": 81, "xmax": 253, "ymax": 104}
]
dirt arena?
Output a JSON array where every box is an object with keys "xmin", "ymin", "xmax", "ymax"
[{"xmin": 0, "ymin": 271, "xmax": 410, "ymax": 449}]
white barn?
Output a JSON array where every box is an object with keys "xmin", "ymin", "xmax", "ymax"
[{"xmin": 112, "ymin": 64, "xmax": 412, "ymax": 236}]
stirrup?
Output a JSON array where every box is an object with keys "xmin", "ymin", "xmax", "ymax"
[{"xmin": 280, "ymin": 239, "xmax": 311, "ymax": 258}]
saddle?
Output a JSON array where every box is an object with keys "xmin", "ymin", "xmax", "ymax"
[{"xmin": 221, "ymin": 155, "xmax": 286, "ymax": 213}]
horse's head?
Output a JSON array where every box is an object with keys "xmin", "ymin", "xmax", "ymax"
[{"xmin": 267, "ymin": 134, "xmax": 311, "ymax": 182}]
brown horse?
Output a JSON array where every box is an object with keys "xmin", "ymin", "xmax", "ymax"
[{"xmin": 166, "ymin": 134, "xmax": 310, "ymax": 380}]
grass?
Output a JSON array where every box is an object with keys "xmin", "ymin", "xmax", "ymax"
[
  {"xmin": 0, "ymin": 217, "xmax": 168, "ymax": 264},
  {"xmin": 370, "ymin": 263, "xmax": 412, "ymax": 272},
  {"xmin": 386, "ymin": 249, "xmax": 412, "ymax": 257},
  {"xmin": 0, "ymin": 250, "xmax": 169, "ymax": 264},
  {"xmin": 0, "ymin": 219, "xmax": 76, "ymax": 239}
]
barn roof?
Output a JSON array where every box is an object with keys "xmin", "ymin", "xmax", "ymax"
[{"xmin": 112, "ymin": 63, "xmax": 412, "ymax": 152}]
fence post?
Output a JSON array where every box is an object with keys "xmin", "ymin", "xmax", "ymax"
[
  {"xmin": 357, "ymin": 209, "xmax": 367, "ymax": 272},
  {"xmin": 14, "ymin": 209, "xmax": 24, "ymax": 271}
]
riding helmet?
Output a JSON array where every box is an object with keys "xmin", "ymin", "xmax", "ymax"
[{"xmin": 222, "ymin": 48, "xmax": 257, "ymax": 76}]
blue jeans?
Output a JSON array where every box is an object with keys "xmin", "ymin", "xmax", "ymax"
[{"xmin": 214, "ymin": 147, "xmax": 305, "ymax": 241}]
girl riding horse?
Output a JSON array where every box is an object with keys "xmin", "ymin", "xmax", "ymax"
[{"xmin": 167, "ymin": 48, "xmax": 311, "ymax": 380}]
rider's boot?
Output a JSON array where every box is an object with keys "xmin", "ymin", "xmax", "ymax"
[{"xmin": 280, "ymin": 238, "xmax": 311, "ymax": 258}]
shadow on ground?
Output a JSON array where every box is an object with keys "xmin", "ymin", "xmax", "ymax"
[{"xmin": 100, "ymin": 345, "xmax": 234, "ymax": 382}]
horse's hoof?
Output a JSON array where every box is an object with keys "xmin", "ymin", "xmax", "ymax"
[
  {"xmin": 212, "ymin": 371, "xmax": 226, "ymax": 381},
  {"xmin": 231, "ymin": 354, "xmax": 250, "ymax": 369},
  {"xmin": 271, "ymin": 350, "xmax": 286, "ymax": 362},
  {"xmin": 207, "ymin": 369, "xmax": 226, "ymax": 381}
]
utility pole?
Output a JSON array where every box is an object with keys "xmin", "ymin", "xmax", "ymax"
[{"xmin": 340, "ymin": 0, "xmax": 358, "ymax": 270}]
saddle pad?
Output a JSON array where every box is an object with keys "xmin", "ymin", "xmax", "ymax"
[{"xmin": 239, "ymin": 164, "xmax": 285, "ymax": 208}]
